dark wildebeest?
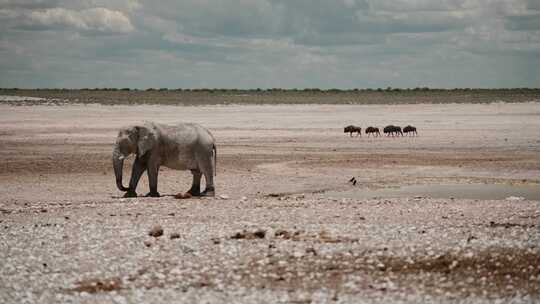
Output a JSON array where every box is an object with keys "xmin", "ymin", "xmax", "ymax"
[
  {"xmin": 365, "ymin": 126, "xmax": 380, "ymax": 137},
  {"xmin": 383, "ymin": 125, "xmax": 402, "ymax": 137},
  {"xmin": 344, "ymin": 125, "xmax": 362, "ymax": 137},
  {"xmin": 403, "ymin": 125, "xmax": 417, "ymax": 136},
  {"xmin": 383, "ymin": 125, "xmax": 394, "ymax": 136},
  {"xmin": 393, "ymin": 126, "xmax": 403, "ymax": 136}
]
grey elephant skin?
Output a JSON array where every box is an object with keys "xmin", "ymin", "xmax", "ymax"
[{"xmin": 112, "ymin": 121, "xmax": 216, "ymax": 198}]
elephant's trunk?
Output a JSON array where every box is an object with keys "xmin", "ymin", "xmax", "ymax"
[{"xmin": 113, "ymin": 144, "xmax": 129, "ymax": 192}]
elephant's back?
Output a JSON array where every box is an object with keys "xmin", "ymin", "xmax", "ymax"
[
  {"xmin": 164, "ymin": 123, "xmax": 196, "ymax": 143},
  {"xmin": 180, "ymin": 123, "xmax": 214, "ymax": 144},
  {"xmin": 165, "ymin": 123, "xmax": 214, "ymax": 150}
]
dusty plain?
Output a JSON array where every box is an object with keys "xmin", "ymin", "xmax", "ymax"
[{"xmin": 1, "ymin": 95, "xmax": 540, "ymax": 303}]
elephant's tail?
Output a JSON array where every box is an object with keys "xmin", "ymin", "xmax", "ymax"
[{"xmin": 213, "ymin": 144, "xmax": 217, "ymax": 176}]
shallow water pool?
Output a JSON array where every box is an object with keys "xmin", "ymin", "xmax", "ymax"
[{"xmin": 323, "ymin": 183, "xmax": 540, "ymax": 201}]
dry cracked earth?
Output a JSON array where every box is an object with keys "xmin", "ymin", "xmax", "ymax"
[{"xmin": 1, "ymin": 101, "xmax": 540, "ymax": 303}]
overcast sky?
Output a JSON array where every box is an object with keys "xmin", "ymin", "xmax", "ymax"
[{"xmin": 1, "ymin": 0, "xmax": 539, "ymax": 89}]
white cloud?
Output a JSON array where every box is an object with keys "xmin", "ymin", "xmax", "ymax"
[
  {"xmin": 27, "ymin": 7, "xmax": 134, "ymax": 33},
  {"xmin": 3, "ymin": 7, "xmax": 134, "ymax": 33}
]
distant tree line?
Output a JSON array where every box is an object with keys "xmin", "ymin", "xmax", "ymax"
[{"xmin": 1, "ymin": 87, "xmax": 539, "ymax": 92}]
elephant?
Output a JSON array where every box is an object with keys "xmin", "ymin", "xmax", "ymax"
[
  {"xmin": 365, "ymin": 126, "xmax": 380, "ymax": 137},
  {"xmin": 344, "ymin": 125, "xmax": 362, "ymax": 137},
  {"xmin": 403, "ymin": 125, "xmax": 418, "ymax": 136},
  {"xmin": 112, "ymin": 121, "xmax": 216, "ymax": 198}
]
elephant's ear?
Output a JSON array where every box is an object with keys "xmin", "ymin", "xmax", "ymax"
[{"xmin": 136, "ymin": 126, "xmax": 156, "ymax": 158}]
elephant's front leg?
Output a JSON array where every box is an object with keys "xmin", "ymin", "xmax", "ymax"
[
  {"xmin": 125, "ymin": 158, "xmax": 146, "ymax": 198},
  {"xmin": 146, "ymin": 163, "xmax": 160, "ymax": 197}
]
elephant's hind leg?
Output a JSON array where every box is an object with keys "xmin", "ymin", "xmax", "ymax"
[
  {"xmin": 198, "ymin": 155, "xmax": 215, "ymax": 197},
  {"xmin": 201, "ymin": 172, "xmax": 215, "ymax": 197},
  {"xmin": 187, "ymin": 169, "xmax": 202, "ymax": 196}
]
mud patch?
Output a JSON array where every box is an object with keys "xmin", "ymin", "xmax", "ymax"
[
  {"xmin": 231, "ymin": 229, "xmax": 267, "ymax": 240},
  {"xmin": 68, "ymin": 278, "xmax": 122, "ymax": 293}
]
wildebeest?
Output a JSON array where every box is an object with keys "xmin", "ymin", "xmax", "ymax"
[
  {"xmin": 383, "ymin": 125, "xmax": 403, "ymax": 137},
  {"xmin": 344, "ymin": 125, "xmax": 362, "ymax": 137},
  {"xmin": 383, "ymin": 125, "xmax": 393, "ymax": 136},
  {"xmin": 392, "ymin": 126, "xmax": 403, "ymax": 136},
  {"xmin": 403, "ymin": 125, "xmax": 417, "ymax": 136},
  {"xmin": 365, "ymin": 126, "xmax": 380, "ymax": 137}
]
